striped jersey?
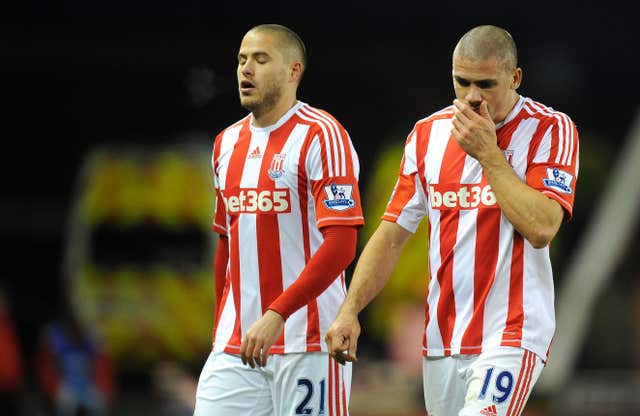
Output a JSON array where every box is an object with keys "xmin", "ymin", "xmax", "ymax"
[
  {"xmin": 211, "ymin": 101, "xmax": 364, "ymax": 354},
  {"xmin": 383, "ymin": 96, "xmax": 579, "ymax": 360}
]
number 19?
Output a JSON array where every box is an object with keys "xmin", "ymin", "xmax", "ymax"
[{"xmin": 479, "ymin": 367, "xmax": 514, "ymax": 404}]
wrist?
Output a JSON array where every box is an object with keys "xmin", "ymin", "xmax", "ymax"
[{"xmin": 266, "ymin": 308, "xmax": 285, "ymax": 323}]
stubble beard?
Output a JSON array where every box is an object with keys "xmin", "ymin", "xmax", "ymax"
[{"xmin": 241, "ymin": 80, "xmax": 282, "ymax": 120}]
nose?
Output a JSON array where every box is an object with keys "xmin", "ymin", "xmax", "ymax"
[
  {"xmin": 465, "ymin": 85, "xmax": 482, "ymax": 105},
  {"xmin": 240, "ymin": 59, "xmax": 254, "ymax": 76}
]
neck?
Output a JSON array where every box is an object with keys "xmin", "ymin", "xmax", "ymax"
[{"xmin": 252, "ymin": 95, "xmax": 298, "ymax": 128}]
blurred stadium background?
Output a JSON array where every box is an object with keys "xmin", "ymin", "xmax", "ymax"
[{"xmin": 2, "ymin": 1, "xmax": 639, "ymax": 415}]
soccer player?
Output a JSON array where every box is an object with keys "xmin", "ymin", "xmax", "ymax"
[
  {"xmin": 325, "ymin": 25, "xmax": 579, "ymax": 415},
  {"xmin": 193, "ymin": 24, "xmax": 363, "ymax": 416}
]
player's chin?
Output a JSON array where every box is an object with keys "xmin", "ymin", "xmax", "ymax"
[{"xmin": 239, "ymin": 96, "xmax": 260, "ymax": 111}]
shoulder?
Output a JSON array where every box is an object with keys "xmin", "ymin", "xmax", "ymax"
[
  {"xmin": 214, "ymin": 114, "xmax": 251, "ymax": 143},
  {"xmin": 410, "ymin": 105, "xmax": 455, "ymax": 138},
  {"xmin": 294, "ymin": 103, "xmax": 348, "ymax": 134},
  {"xmin": 521, "ymin": 97, "xmax": 577, "ymax": 128}
]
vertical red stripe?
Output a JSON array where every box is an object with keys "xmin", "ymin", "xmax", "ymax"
[
  {"xmin": 256, "ymin": 122, "xmax": 295, "ymax": 349},
  {"xmin": 435, "ymin": 137, "xmax": 467, "ymax": 353},
  {"xmin": 297, "ymin": 137, "xmax": 321, "ymax": 349},
  {"xmin": 506, "ymin": 350, "xmax": 529, "ymax": 416},
  {"xmin": 507, "ymin": 350, "xmax": 533, "ymax": 416},
  {"xmin": 514, "ymin": 352, "xmax": 536, "ymax": 416},
  {"xmin": 461, "ymin": 206, "xmax": 501, "ymax": 347},
  {"xmin": 502, "ymin": 235, "xmax": 524, "ymax": 346},
  {"xmin": 224, "ymin": 122, "xmax": 252, "ymax": 346}
]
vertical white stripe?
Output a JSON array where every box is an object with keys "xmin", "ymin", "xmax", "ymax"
[
  {"xmin": 562, "ymin": 114, "xmax": 575, "ymax": 166},
  {"xmin": 303, "ymin": 106, "xmax": 347, "ymax": 176},
  {"xmin": 532, "ymin": 125, "xmax": 553, "ymax": 164},
  {"xmin": 213, "ymin": 281, "xmax": 236, "ymax": 352},
  {"xmin": 301, "ymin": 107, "xmax": 339, "ymax": 176},
  {"xmin": 423, "ymin": 119, "xmax": 451, "ymax": 354},
  {"xmin": 527, "ymin": 100, "xmax": 570, "ymax": 165},
  {"xmin": 508, "ymin": 118, "xmax": 537, "ymax": 178},
  {"xmin": 277, "ymin": 123, "xmax": 310, "ymax": 352},
  {"xmin": 347, "ymin": 133, "xmax": 359, "ymax": 179},
  {"xmin": 395, "ymin": 174, "xmax": 428, "ymax": 233},
  {"xmin": 425, "ymin": 218, "xmax": 444, "ymax": 353},
  {"xmin": 460, "ymin": 155, "xmax": 482, "ymax": 185},
  {"xmin": 238, "ymin": 132, "xmax": 268, "ymax": 334},
  {"xmin": 449, "ymin": 154, "xmax": 480, "ymax": 353},
  {"xmin": 297, "ymin": 111, "xmax": 334, "ymax": 177},
  {"xmin": 575, "ymin": 139, "xmax": 580, "ymax": 176},
  {"xmin": 481, "ymin": 214, "xmax": 513, "ymax": 347},
  {"xmin": 449, "ymin": 209, "xmax": 477, "ymax": 354},
  {"xmin": 216, "ymin": 124, "xmax": 243, "ymax": 189},
  {"xmin": 425, "ymin": 119, "xmax": 452, "ymax": 184},
  {"xmin": 521, "ymin": 241, "xmax": 555, "ymax": 358},
  {"xmin": 403, "ymin": 132, "xmax": 418, "ymax": 174}
]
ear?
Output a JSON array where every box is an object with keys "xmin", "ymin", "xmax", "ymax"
[
  {"xmin": 290, "ymin": 61, "xmax": 303, "ymax": 83},
  {"xmin": 511, "ymin": 67, "xmax": 523, "ymax": 90}
]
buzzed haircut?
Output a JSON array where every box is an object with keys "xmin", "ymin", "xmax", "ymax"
[
  {"xmin": 249, "ymin": 24, "xmax": 307, "ymax": 72},
  {"xmin": 453, "ymin": 25, "xmax": 518, "ymax": 71}
]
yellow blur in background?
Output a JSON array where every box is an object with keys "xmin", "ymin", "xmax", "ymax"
[{"xmin": 65, "ymin": 142, "xmax": 216, "ymax": 368}]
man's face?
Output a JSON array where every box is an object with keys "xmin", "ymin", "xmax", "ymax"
[
  {"xmin": 452, "ymin": 55, "xmax": 521, "ymax": 123},
  {"xmin": 237, "ymin": 31, "xmax": 289, "ymax": 115}
]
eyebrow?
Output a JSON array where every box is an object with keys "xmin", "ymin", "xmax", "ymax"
[
  {"xmin": 238, "ymin": 51, "xmax": 271, "ymax": 59},
  {"xmin": 454, "ymin": 76, "xmax": 498, "ymax": 87}
]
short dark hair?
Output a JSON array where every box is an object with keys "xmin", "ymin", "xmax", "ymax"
[
  {"xmin": 454, "ymin": 25, "xmax": 518, "ymax": 71},
  {"xmin": 249, "ymin": 24, "xmax": 307, "ymax": 74}
]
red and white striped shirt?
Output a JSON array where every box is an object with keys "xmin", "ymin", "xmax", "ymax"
[
  {"xmin": 211, "ymin": 101, "xmax": 364, "ymax": 354},
  {"xmin": 383, "ymin": 96, "xmax": 579, "ymax": 360}
]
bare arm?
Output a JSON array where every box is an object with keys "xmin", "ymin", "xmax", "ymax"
[
  {"xmin": 325, "ymin": 220, "xmax": 412, "ymax": 363},
  {"xmin": 452, "ymin": 99, "xmax": 563, "ymax": 248}
]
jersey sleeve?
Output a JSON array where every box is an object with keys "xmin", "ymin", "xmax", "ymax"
[
  {"xmin": 381, "ymin": 130, "xmax": 428, "ymax": 233},
  {"xmin": 306, "ymin": 123, "xmax": 364, "ymax": 229},
  {"xmin": 211, "ymin": 134, "xmax": 228, "ymax": 235},
  {"xmin": 526, "ymin": 115, "xmax": 579, "ymax": 221}
]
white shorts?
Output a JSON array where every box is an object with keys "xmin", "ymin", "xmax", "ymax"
[
  {"xmin": 194, "ymin": 351, "xmax": 351, "ymax": 416},
  {"xmin": 422, "ymin": 347, "xmax": 543, "ymax": 416}
]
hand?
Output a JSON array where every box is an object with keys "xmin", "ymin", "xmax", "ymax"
[
  {"xmin": 451, "ymin": 99, "xmax": 501, "ymax": 164},
  {"xmin": 240, "ymin": 310, "xmax": 284, "ymax": 368},
  {"xmin": 325, "ymin": 312, "xmax": 360, "ymax": 365}
]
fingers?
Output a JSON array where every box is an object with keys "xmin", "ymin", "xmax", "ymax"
[
  {"xmin": 240, "ymin": 336, "xmax": 265, "ymax": 369},
  {"xmin": 325, "ymin": 332, "xmax": 358, "ymax": 365},
  {"xmin": 479, "ymin": 101, "xmax": 490, "ymax": 119},
  {"xmin": 239, "ymin": 337, "xmax": 253, "ymax": 368}
]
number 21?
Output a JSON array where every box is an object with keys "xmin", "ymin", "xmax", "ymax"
[{"xmin": 296, "ymin": 378, "xmax": 326, "ymax": 415}]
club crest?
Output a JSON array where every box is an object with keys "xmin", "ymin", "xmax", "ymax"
[
  {"xmin": 268, "ymin": 154, "xmax": 286, "ymax": 179},
  {"xmin": 503, "ymin": 149, "xmax": 514, "ymax": 167}
]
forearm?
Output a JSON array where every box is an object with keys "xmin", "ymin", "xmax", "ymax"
[
  {"xmin": 481, "ymin": 153, "xmax": 563, "ymax": 248},
  {"xmin": 268, "ymin": 226, "xmax": 358, "ymax": 320},
  {"xmin": 340, "ymin": 221, "xmax": 411, "ymax": 316}
]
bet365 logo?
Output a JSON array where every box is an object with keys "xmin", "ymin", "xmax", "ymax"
[
  {"xmin": 429, "ymin": 184, "xmax": 498, "ymax": 210},
  {"xmin": 222, "ymin": 188, "xmax": 291, "ymax": 214}
]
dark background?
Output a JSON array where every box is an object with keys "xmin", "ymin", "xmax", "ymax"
[{"xmin": 2, "ymin": 0, "xmax": 639, "ymax": 412}]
